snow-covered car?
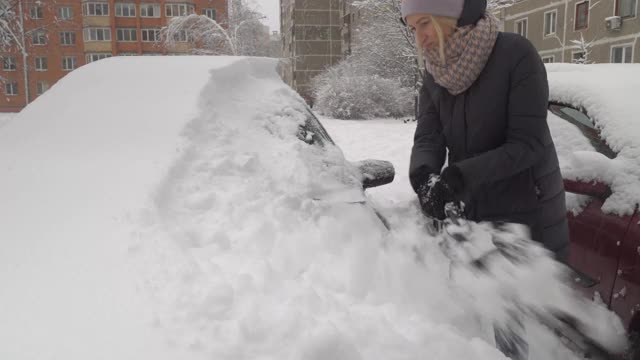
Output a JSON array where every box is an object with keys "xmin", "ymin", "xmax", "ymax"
[
  {"xmin": 547, "ymin": 64, "xmax": 640, "ymax": 339},
  {"xmin": 0, "ymin": 57, "xmax": 405, "ymax": 359}
]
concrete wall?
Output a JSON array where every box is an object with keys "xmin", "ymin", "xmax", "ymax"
[
  {"xmin": 280, "ymin": 0, "xmax": 345, "ymax": 103},
  {"xmin": 501, "ymin": 0, "xmax": 640, "ymax": 64}
]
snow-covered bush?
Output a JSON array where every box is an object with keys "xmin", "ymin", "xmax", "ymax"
[{"xmin": 312, "ymin": 61, "xmax": 414, "ymax": 120}]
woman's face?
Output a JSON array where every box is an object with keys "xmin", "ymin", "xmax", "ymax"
[{"xmin": 406, "ymin": 14, "xmax": 453, "ymax": 51}]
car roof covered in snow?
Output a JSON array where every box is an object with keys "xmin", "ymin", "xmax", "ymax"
[
  {"xmin": 546, "ymin": 63, "xmax": 640, "ymax": 215},
  {"xmin": 546, "ymin": 63, "xmax": 640, "ymax": 156}
]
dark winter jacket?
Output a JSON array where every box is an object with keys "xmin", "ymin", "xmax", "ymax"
[{"xmin": 409, "ymin": 32, "xmax": 569, "ymax": 258}]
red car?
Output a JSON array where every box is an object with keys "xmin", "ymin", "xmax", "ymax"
[{"xmin": 547, "ymin": 64, "xmax": 640, "ymax": 348}]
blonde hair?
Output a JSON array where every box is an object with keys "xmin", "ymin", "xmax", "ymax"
[{"xmin": 416, "ymin": 15, "xmax": 458, "ymax": 63}]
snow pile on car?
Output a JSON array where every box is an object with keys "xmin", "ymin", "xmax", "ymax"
[
  {"xmin": 546, "ymin": 63, "xmax": 640, "ymax": 215},
  {"xmin": 0, "ymin": 56, "xmax": 514, "ymax": 360}
]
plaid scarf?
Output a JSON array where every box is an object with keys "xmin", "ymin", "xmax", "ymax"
[{"xmin": 424, "ymin": 14, "xmax": 499, "ymax": 95}]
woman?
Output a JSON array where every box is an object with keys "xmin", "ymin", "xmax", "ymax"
[
  {"xmin": 402, "ymin": 0, "xmax": 569, "ymax": 358},
  {"xmin": 404, "ymin": 0, "xmax": 569, "ymax": 258}
]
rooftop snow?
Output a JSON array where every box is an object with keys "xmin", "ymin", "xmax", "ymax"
[{"xmin": 546, "ymin": 63, "xmax": 640, "ymax": 215}]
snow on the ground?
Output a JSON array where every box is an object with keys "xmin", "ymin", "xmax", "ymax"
[
  {"xmin": 319, "ymin": 118, "xmax": 416, "ymax": 207},
  {"xmin": 546, "ymin": 63, "xmax": 640, "ymax": 215}
]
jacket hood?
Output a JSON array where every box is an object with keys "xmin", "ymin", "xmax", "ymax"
[{"xmin": 457, "ymin": 0, "xmax": 487, "ymax": 26}]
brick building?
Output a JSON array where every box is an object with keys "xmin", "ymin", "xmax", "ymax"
[{"xmin": 0, "ymin": 0, "xmax": 228, "ymax": 112}]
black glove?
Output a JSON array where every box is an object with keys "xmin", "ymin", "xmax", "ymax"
[
  {"xmin": 440, "ymin": 165, "xmax": 465, "ymax": 194},
  {"xmin": 417, "ymin": 165, "xmax": 465, "ymax": 220}
]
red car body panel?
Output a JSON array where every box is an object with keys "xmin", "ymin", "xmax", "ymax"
[
  {"xmin": 564, "ymin": 180, "xmax": 639, "ymax": 329},
  {"xmin": 611, "ymin": 211, "xmax": 640, "ymax": 329}
]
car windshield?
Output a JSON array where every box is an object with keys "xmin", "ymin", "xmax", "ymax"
[
  {"xmin": 548, "ymin": 103, "xmax": 617, "ymax": 159},
  {"xmin": 297, "ymin": 109, "xmax": 335, "ymax": 147}
]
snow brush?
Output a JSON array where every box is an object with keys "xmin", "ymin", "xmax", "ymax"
[{"xmin": 421, "ymin": 203, "xmax": 628, "ymax": 360}]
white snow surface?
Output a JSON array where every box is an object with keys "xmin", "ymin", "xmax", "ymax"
[
  {"xmin": 0, "ymin": 57, "xmax": 508, "ymax": 360},
  {"xmin": 0, "ymin": 56, "xmax": 625, "ymax": 360},
  {"xmin": 546, "ymin": 112, "xmax": 594, "ymax": 215},
  {"xmin": 0, "ymin": 112, "xmax": 16, "ymax": 128},
  {"xmin": 546, "ymin": 63, "xmax": 640, "ymax": 215},
  {"xmin": 0, "ymin": 56, "xmax": 241, "ymax": 359}
]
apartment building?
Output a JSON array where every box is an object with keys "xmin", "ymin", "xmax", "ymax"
[
  {"xmin": 280, "ymin": 0, "xmax": 344, "ymax": 103},
  {"xmin": 340, "ymin": 0, "xmax": 364, "ymax": 57},
  {"xmin": 0, "ymin": 0, "xmax": 228, "ymax": 112},
  {"xmin": 497, "ymin": 0, "xmax": 639, "ymax": 64}
]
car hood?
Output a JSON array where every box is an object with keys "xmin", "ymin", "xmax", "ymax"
[{"xmin": 0, "ymin": 56, "xmax": 381, "ymax": 358}]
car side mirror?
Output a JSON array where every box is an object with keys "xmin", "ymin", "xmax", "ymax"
[
  {"xmin": 353, "ymin": 160, "xmax": 395, "ymax": 189},
  {"xmin": 563, "ymin": 179, "xmax": 611, "ymax": 199}
]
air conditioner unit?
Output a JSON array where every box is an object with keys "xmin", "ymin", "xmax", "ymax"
[{"xmin": 605, "ymin": 16, "xmax": 622, "ymax": 31}]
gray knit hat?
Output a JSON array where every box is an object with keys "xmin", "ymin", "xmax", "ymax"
[{"xmin": 400, "ymin": 0, "xmax": 465, "ymax": 22}]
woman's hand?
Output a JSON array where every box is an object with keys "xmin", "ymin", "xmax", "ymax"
[{"xmin": 418, "ymin": 165, "xmax": 465, "ymax": 220}]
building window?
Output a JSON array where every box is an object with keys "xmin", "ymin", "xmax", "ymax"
[
  {"xmin": 204, "ymin": 8, "xmax": 216, "ymax": 20},
  {"xmin": 115, "ymin": 3, "xmax": 136, "ymax": 17},
  {"xmin": 515, "ymin": 18, "xmax": 528, "ymax": 37},
  {"xmin": 62, "ymin": 56, "xmax": 77, "ymax": 71},
  {"xmin": 60, "ymin": 31, "xmax": 76, "ymax": 45},
  {"xmin": 541, "ymin": 55, "xmax": 555, "ymax": 63},
  {"xmin": 116, "ymin": 28, "xmax": 137, "ymax": 42},
  {"xmin": 36, "ymin": 81, "xmax": 49, "ymax": 95},
  {"xmin": 35, "ymin": 57, "xmax": 48, "ymax": 71},
  {"xmin": 617, "ymin": 0, "xmax": 638, "ymax": 18},
  {"xmin": 165, "ymin": 3, "xmax": 194, "ymax": 17},
  {"xmin": 5, "ymin": 82, "xmax": 18, "ymax": 96},
  {"xmin": 58, "ymin": 6, "xmax": 73, "ymax": 20},
  {"xmin": 2, "ymin": 56, "xmax": 16, "ymax": 71},
  {"xmin": 172, "ymin": 30, "xmax": 188, "ymax": 42},
  {"xmin": 611, "ymin": 45, "xmax": 633, "ymax": 63},
  {"xmin": 140, "ymin": 3, "xmax": 160, "ymax": 17},
  {"xmin": 86, "ymin": 53, "xmax": 112, "ymax": 63},
  {"xmin": 83, "ymin": 2, "xmax": 109, "ymax": 16},
  {"xmin": 544, "ymin": 11, "xmax": 557, "ymax": 36},
  {"xmin": 30, "ymin": 5, "xmax": 43, "ymax": 19},
  {"xmin": 141, "ymin": 28, "xmax": 160, "ymax": 42},
  {"xmin": 575, "ymin": 1, "xmax": 589, "ymax": 30},
  {"xmin": 83, "ymin": 28, "xmax": 112, "ymax": 42},
  {"xmin": 32, "ymin": 31, "xmax": 47, "ymax": 45}
]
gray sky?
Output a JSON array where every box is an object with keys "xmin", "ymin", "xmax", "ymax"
[{"xmin": 256, "ymin": 0, "xmax": 280, "ymax": 33}]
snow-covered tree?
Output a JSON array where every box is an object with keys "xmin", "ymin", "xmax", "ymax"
[
  {"xmin": 312, "ymin": 0, "xmax": 516, "ymax": 119},
  {"xmin": 312, "ymin": 60, "xmax": 414, "ymax": 119},
  {"xmin": 0, "ymin": 0, "xmax": 65, "ymax": 105},
  {"xmin": 349, "ymin": 0, "xmax": 418, "ymax": 87},
  {"xmin": 161, "ymin": 0, "xmax": 270, "ymax": 56},
  {"xmin": 570, "ymin": 33, "xmax": 595, "ymax": 64},
  {"xmin": 0, "ymin": 0, "xmax": 22, "ymax": 51},
  {"xmin": 487, "ymin": 0, "xmax": 515, "ymax": 11},
  {"xmin": 312, "ymin": 0, "xmax": 418, "ymax": 119}
]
